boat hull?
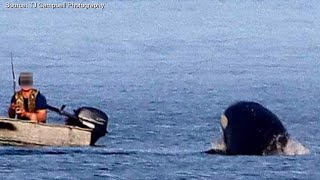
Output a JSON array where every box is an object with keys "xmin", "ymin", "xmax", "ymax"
[{"xmin": 0, "ymin": 117, "xmax": 95, "ymax": 146}]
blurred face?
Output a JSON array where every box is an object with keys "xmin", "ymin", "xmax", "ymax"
[
  {"xmin": 19, "ymin": 79, "xmax": 33, "ymax": 91},
  {"xmin": 20, "ymin": 85, "xmax": 33, "ymax": 91}
]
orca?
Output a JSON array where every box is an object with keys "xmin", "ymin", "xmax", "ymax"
[{"xmin": 207, "ymin": 101, "xmax": 289, "ymax": 155}]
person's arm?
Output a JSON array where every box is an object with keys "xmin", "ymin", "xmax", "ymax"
[
  {"xmin": 8, "ymin": 103, "xmax": 16, "ymax": 118},
  {"xmin": 24, "ymin": 110, "xmax": 47, "ymax": 123},
  {"xmin": 31, "ymin": 92, "xmax": 48, "ymax": 123},
  {"xmin": 35, "ymin": 109, "xmax": 47, "ymax": 123},
  {"xmin": 8, "ymin": 95, "xmax": 16, "ymax": 118}
]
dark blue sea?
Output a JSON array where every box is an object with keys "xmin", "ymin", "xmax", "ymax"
[{"xmin": 0, "ymin": 0, "xmax": 319, "ymax": 179}]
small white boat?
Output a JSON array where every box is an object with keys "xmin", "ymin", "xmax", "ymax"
[{"xmin": 0, "ymin": 106, "xmax": 108, "ymax": 146}]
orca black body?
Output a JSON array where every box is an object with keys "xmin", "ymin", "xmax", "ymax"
[{"xmin": 208, "ymin": 101, "xmax": 289, "ymax": 155}]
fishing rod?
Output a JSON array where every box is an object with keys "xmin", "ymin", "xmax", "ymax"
[{"xmin": 10, "ymin": 52, "xmax": 16, "ymax": 93}]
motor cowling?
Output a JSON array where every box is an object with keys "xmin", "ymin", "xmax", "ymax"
[{"xmin": 66, "ymin": 107, "xmax": 108, "ymax": 145}]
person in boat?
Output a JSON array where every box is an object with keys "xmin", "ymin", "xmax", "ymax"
[{"xmin": 8, "ymin": 72, "xmax": 47, "ymax": 123}]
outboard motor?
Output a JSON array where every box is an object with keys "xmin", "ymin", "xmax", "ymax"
[
  {"xmin": 47, "ymin": 104, "xmax": 108, "ymax": 145},
  {"xmin": 66, "ymin": 107, "xmax": 108, "ymax": 145}
]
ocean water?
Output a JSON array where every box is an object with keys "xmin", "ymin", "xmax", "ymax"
[{"xmin": 0, "ymin": 0, "xmax": 320, "ymax": 179}]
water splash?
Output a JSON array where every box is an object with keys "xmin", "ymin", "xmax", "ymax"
[
  {"xmin": 209, "ymin": 138, "xmax": 226, "ymax": 154},
  {"xmin": 210, "ymin": 137, "xmax": 310, "ymax": 156},
  {"xmin": 282, "ymin": 138, "xmax": 310, "ymax": 156},
  {"xmin": 263, "ymin": 134, "xmax": 310, "ymax": 156}
]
